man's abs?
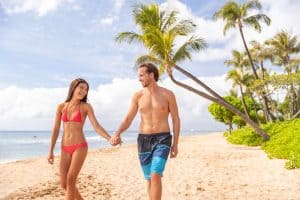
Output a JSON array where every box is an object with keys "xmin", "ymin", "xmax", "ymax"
[{"xmin": 139, "ymin": 118, "xmax": 170, "ymax": 134}]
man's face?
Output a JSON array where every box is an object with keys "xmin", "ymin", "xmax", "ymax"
[{"xmin": 138, "ymin": 67, "xmax": 152, "ymax": 87}]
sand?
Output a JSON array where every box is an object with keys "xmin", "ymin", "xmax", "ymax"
[{"xmin": 0, "ymin": 133, "xmax": 299, "ymax": 200}]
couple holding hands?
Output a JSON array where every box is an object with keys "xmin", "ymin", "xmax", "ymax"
[{"xmin": 48, "ymin": 63, "xmax": 180, "ymax": 200}]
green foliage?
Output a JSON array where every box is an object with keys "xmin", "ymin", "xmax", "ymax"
[
  {"xmin": 208, "ymin": 96, "xmax": 242, "ymax": 127},
  {"xmin": 226, "ymin": 126, "xmax": 264, "ymax": 146},
  {"xmin": 208, "ymin": 95, "xmax": 262, "ymax": 128},
  {"xmin": 226, "ymin": 119, "xmax": 300, "ymax": 169},
  {"xmin": 116, "ymin": 3, "xmax": 207, "ymax": 72}
]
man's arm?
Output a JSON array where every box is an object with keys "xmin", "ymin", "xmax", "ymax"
[
  {"xmin": 168, "ymin": 91, "xmax": 180, "ymax": 158},
  {"xmin": 112, "ymin": 92, "xmax": 139, "ymax": 142}
]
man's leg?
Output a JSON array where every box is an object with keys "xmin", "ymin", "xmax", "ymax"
[{"xmin": 150, "ymin": 173, "xmax": 162, "ymax": 200}]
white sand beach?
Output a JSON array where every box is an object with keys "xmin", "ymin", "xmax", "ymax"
[{"xmin": 1, "ymin": 133, "xmax": 299, "ymax": 200}]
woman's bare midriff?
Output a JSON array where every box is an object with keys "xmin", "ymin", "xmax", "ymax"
[{"xmin": 62, "ymin": 123, "xmax": 86, "ymax": 145}]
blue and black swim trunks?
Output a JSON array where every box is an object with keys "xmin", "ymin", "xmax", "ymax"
[{"xmin": 137, "ymin": 132, "xmax": 172, "ymax": 180}]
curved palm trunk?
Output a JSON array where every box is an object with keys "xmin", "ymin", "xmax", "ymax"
[
  {"xmin": 168, "ymin": 70, "xmax": 270, "ymax": 140},
  {"xmin": 238, "ymin": 23, "xmax": 274, "ymax": 122},
  {"xmin": 173, "ymin": 65, "xmax": 225, "ymax": 101}
]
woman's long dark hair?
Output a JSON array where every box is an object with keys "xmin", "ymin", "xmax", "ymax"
[{"xmin": 65, "ymin": 78, "xmax": 89, "ymax": 103}]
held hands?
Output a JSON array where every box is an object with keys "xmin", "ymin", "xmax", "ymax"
[{"xmin": 109, "ymin": 134, "xmax": 122, "ymax": 146}]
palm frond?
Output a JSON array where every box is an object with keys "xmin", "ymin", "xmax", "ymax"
[
  {"xmin": 133, "ymin": 3, "xmax": 160, "ymax": 30},
  {"xmin": 244, "ymin": 16, "xmax": 262, "ymax": 32},
  {"xmin": 161, "ymin": 10, "xmax": 178, "ymax": 32},
  {"xmin": 115, "ymin": 32, "xmax": 143, "ymax": 44},
  {"xmin": 173, "ymin": 36, "xmax": 207, "ymax": 62},
  {"xmin": 244, "ymin": 14, "xmax": 271, "ymax": 32},
  {"xmin": 244, "ymin": 0, "xmax": 262, "ymax": 10},
  {"xmin": 169, "ymin": 19, "xmax": 196, "ymax": 36},
  {"xmin": 213, "ymin": 1, "xmax": 239, "ymax": 21},
  {"xmin": 143, "ymin": 28, "xmax": 166, "ymax": 57},
  {"xmin": 135, "ymin": 55, "xmax": 161, "ymax": 66},
  {"xmin": 223, "ymin": 21, "xmax": 236, "ymax": 35}
]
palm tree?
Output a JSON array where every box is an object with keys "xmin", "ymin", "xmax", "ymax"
[
  {"xmin": 225, "ymin": 50, "xmax": 251, "ymax": 119},
  {"xmin": 249, "ymin": 40, "xmax": 275, "ymax": 121},
  {"xmin": 226, "ymin": 69, "xmax": 251, "ymax": 119},
  {"xmin": 213, "ymin": 0, "xmax": 270, "ymax": 79},
  {"xmin": 116, "ymin": 3, "xmax": 269, "ymax": 140},
  {"xmin": 265, "ymin": 31, "xmax": 300, "ymax": 73},
  {"xmin": 213, "ymin": 0, "xmax": 274, "ymax": 122},
  {"xmin": 265, "ymin": 30, "xmax": 300, "ymax": 117},
  {"xmin": 250, "ymin": 40, "xmax": 272, "ymax": 79}
]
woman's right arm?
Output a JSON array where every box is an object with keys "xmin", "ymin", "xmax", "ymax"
[{"xmin": 48, "ymin": 104, "xmax": 63, "ymax": 164}]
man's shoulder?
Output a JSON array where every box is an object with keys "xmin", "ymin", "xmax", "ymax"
[
  {"xmin": 159, "ymin": 87, "xmax": 174, "ymax": 96},
  {"xmin": 134, "ymin": 89, "xmax": 144, "ymax": 96},
  {"xmin": 132, "ymin": 90, "xmax": 144, "ymax": 101}
]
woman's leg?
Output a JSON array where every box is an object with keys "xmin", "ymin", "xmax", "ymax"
[
  {"xmin": 66, "ymin": 147, "xmax": 88, "ymax": 200},
  {"xmin": 60, "ymin": 150, "xmax": 72, "ymax": 190}
]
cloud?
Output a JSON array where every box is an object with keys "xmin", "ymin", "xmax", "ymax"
[
  {"xmin": 194, "ymin": 47, "xmax": 231, "ymax": 62},
  {"xmin": 160, "ymin": 0, "xmax": 300, "ymax": 62},
  {"xmin": 0, "ymin": 0, "xmax": 75, "ymax": 16},
  {"xmin": 97, "ymin": 0, "xmax": 124, "ymax": 26},
  {"xmin": 0, "ymin": 76, "xmax": 230, "ymax": 131},
  {"xmin": 160, "ymin": 0, "xmax": 233, "ymax": 62},
  {"xmin": 112, "ymin": 0, "xmax": 125, "ymax": 13},
  {"xmin": 100, "ymin": 16, "xmax": 119, "ymax": 26}
]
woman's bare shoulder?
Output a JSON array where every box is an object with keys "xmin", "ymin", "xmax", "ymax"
[
  {"xmin": 55, "ymin": 103, "xmax": 66, "ymax": 113},
  {"xmin": 57, "ymin": 102, "xmax": 66, "ymax": 109},
  {"xmin": 81, "ymin": 102, "xmax": 93, "ymax": 111}
]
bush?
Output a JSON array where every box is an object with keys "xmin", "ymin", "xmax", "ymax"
[{"xmin": 225, "ymin": 119, "xmax": 300, "ymax": 169}]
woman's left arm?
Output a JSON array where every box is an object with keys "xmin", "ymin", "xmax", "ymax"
[{"xmin": 86, "ymin": 103, "xmax": 111, "ymax": 141}]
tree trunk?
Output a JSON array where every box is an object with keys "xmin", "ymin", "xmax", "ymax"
[
  {"xmin": 291, "ymin": 109, "xmax": 300, "ymax": 119},
  {"xmin": 167, "ymin": 71, "xmax": 270, "ymax": 140},
  {"xmin": 260, "ymin": 61, "xmax": 265, "ymax": 80},
  {"xmin": 239, "ymin": 85, "xmax": 251, "ymax": 119},
  {"xmin": 228, "ymin": 122, "xmax": 233, "ymax": 135},
  {"xmin": 249, "ymin": 92, "xmax": 261, "ymax": 124},
  {"xmin": 238, "ymin": 22, "xmax": 259, "ymax": 79},
  {"xmin": 289, "ymin": 83, "xmax": 297, "ymax": 116},
  {"xmin": 238, "ymin": 23, "xmax": 274, "ymax": 122}
]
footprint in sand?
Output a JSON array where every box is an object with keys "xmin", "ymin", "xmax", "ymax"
[{"xmin": 4, "ymin": 175, "xmax": 112, "ymax": 200}]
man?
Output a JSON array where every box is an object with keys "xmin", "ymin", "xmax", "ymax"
[{"xmin": 111, "ymin": 63, "xmax": 180, "ymax": 200}]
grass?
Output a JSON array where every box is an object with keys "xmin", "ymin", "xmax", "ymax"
[{"xmin": 225, "ymin": 118, "xmax": 300, "ymax": 169}]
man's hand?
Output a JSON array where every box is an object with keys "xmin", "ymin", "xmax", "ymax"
[
  {"xmin": 170, "ymin": 145, "xmax": 178, "ymax": 158},
  {"xmin": 109, "ymin": 134, "xmax": 122, "ymax": 146}
]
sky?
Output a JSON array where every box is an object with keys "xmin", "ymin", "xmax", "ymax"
[{"xmin": 0, "ymin": 0, "xmax": 299, "ymax": 131}]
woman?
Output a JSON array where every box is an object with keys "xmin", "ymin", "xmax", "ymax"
[{"xmin": 48, "ymin": 78, "xmax": 116, "ymax": 199}]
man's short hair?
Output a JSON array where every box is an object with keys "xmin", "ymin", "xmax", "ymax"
[{"xmin": 139, "ymin": 63, "xmax": 159, "ymax": 82}]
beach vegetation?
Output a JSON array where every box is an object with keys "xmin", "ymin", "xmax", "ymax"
[
  {"xmin": 225, "ymin": 118, "xmax": 300, "ymax": 169},
  {"xmin": 214, "ymin": 0, "xmax": 274, "ymax": 122},
  {"xmin": 208, "ymin": 95, "xmax": 262, "ymax": 133}
]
